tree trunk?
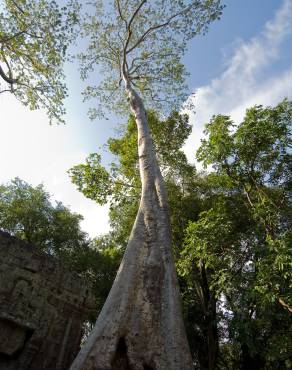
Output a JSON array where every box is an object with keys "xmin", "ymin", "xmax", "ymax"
[
  {"xmin": 200, "ymin": 264, "xmax": 218, "ymax": 370},
  {"xmin": 70, "ymin": 81, "xmax": 193, "ymax": 369},
  {"xmin": 194, "ymin": 263, "xmax": 218, "ymax": 370}
]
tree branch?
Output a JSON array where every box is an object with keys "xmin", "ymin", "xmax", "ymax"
[
  {"xmin": 122, "ymin": 0, "xmax": 147, "ymax": 78},
  {"xmin": 128, "ymin": 54, "xmax": 153, "ymax": 72},
  {"xmin": 126, "ymin": 4, "xmax": 192, "ymax": 54},
  {"xmin": 11, "ymin": 0, "xmax": 25, "ymax": 14},
  {"xmin": 0, "ymin": 30, "xmax": 26, "ymax": 44},
  {"xmin": 0, "ymin": 65, "xmax": 17, "ymax": 84},
  {"xmin": 0, "ymin": 88, "xmax": 13, "ymax": 94},
  {"xmin": 127, "ymin": 0, "xmax": 147, "ymax": 31},
  {"xmin": 278, "ymin": 297, "xmax": 292, "ymax": 313}
]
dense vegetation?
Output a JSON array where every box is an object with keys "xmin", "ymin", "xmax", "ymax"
[{"xmin": 69, "ymin": 99, "xmax": 292, "ymax": 369}]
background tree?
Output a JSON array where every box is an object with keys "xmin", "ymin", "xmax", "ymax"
[
  {"xmin": 196, "ymin": 99, "xmax": 292, "ymax": 313},
  {"xmin": 180, "ymin": 99, "xmax": 292, "ymax": 369},
  {"xmin": 0, "ymin": 0, "xmax": 79, "ymax": 123},
  {"xmin": 0, "ymin": 177, "xmax": 87, "ymax": 256},
  {"xmin": 0, "ymin": 177, "xmax": 121, "ymax": 325},
  {"xmin": 70, "ymin": 1, "xmax": 224, "ymax": 369}
]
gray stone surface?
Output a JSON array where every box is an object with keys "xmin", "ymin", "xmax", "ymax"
[{"xmin": 0, "ymin": 230, "xmax": 95, "ymax": 370}]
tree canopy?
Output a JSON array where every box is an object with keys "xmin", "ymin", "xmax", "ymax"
[
  {"xmin": 180, "ymin": 99, "xmax": 292, "ymax": 368},
  {"xmin": 0, "ymin": 177, "xmax": 87, "ymax": 256},
  {"xmin": 0, "ymin": 0, "xmax": 79, "ymax": 123},
  {"xmin": 79, "ymin": 0, "xmax": 224, "ymax": 118}
]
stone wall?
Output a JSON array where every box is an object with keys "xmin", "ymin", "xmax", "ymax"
[{"xmin": 0, "ymin": 230, "xmax": 95, "ymax": 370}]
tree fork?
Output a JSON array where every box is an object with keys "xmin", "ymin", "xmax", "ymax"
[{"xmin": 70, "ymin": 81, "xmax": 193, "ymax": 370}]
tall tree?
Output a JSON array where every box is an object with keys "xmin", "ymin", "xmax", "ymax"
[
  {"xmin": 71, "ymin": 0, "xmax": 222, "ymax": 370},
  {"xmin": 70, "ymin": 1, "xmax": 223, "ymax": 367},
  {"xmin": 0, "ymin": 0, "xmax": 79, "ymax": 123}
]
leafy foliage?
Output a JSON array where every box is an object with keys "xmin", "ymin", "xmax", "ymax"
[
  {"xmin": 79, "ymin": 0, "xmax": 224, "ymax": 118},
  {"xmin": 179, "ymin": 99, "xmax": 292, "ymax": 368},
  {"xmin": 0, "ymin": 0, "xmax": 80, "ymax": 123},
  {"xmin": 69, "ymin": 110, "xmax": 196, "ymax": 246},
  {"xmin": 0, "ymin": 177, "xmax": 87, "ymax": 256},
  {"xmin": 196, "ymin": 99, "xmax": 292, "ymax": 307}
]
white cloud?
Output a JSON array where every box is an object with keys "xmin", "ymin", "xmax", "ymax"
[
  {"xmin": 184, "ymin": 0, "xmax": 292, "ymax": 164},
  {"xmin": 0, "ymin": 94, "xmax": 110, "ymax": 237}
]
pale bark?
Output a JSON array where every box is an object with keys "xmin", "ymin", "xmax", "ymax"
[{"xmin": 70, "ymin": 78, "xmax": 193, "ymax": 370}]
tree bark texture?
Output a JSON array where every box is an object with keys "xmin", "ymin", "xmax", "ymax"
[{"xmin": 70, "ymin": 81, "xmax": 193, "ymax": 370}]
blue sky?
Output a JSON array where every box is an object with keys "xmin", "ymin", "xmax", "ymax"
[
  {"xmin": 0, "ymin": 0, "xmax": 291, "ymax": 237},
  {"xmin": 184, "ymin": 0, "xmax": 281, "ymax": 87}
]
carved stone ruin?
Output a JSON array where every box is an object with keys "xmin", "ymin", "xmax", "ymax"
[{"xmin": 0, "ymin": 230, "xmax": 95, "ymax": 370}]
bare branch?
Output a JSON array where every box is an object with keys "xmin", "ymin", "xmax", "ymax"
[
  {"xmin": 0, "ymin": 30, "xmax": 27, "ymax": 44},
  {"xmin": 0, "ymin": 88, "xmax": 13, "ymax": 94},
  {"xmin": 11, "ymin": 0, "xmax": 25, "ymax": 14},
  {"xmin": 127, "ymin": 4, "xmax": 193, "ymax": 54},
  {"xmin": 129, "ymin": 63, "xmax": 143, "ymax": 76},
  {"xmin": 0, "ymin": 65, "xmax": 17, "ymax": 84},
  {"xmin": 127, "ymin": 0, "xmax": 147, "ymax": 31},
  {"xmin": 130, "ymin": 79, "xmax": 139, "ymax": 88},
  {"xmin": 122, "ymin": 0, "xmax": 147, "ymax": 77}
]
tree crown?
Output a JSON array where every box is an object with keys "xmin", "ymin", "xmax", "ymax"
[{"xmin": 80, "ymin": 0, "xmax": 224, "ymax": 118}]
